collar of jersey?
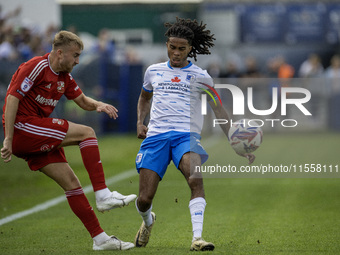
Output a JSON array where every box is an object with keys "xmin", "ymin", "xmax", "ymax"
[
  {"xmin": 167, "ymin": 60, "xmax": 192, "ymax": 70},
  {"xmin": 47, "ymin": 54, "xmax": 59, "ymax": 75}
]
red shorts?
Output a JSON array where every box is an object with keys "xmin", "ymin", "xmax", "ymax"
[{"xmin": 8, "ymin": 116, "xmax": 69, "ymax": 171}]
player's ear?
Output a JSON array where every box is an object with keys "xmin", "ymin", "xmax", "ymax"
[{"xmin": 56, "ymin": 48, "xmax": 64, "ymax": 57}]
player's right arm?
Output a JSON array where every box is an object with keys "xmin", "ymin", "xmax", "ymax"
[
  {"xmin": 1, "ymin": 95, "xmax": 20, "ymax": 163},
  {"xmin": 136, "ymin": 88, "xmax": 153, "ymax": 139}
]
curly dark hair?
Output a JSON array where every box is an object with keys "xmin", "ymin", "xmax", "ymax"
[{"xmin": 164, "ymin": 17, "xmax": 215, "ymax": 61}]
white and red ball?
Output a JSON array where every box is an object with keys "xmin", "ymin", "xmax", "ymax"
[{"xmin": 228, "ymin": 119, "xmax": 263, "ymax": 154}]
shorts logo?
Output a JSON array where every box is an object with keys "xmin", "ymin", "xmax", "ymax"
[
  {"xmin": 196, "ymin": 139, "xmax": 203, "ymax": 149},
  {"xmin": 136, "ymin": 153, "xmax": 143, "ymax": 163},
  {"xmin": 52, "ymin": 118, "xmax": 64, "ymax": 125},
  {"xmin": 40, "ymin": 144, "xmax": 54, "ymax": 152},
  {"xmin": 57, "ymin": 81, "xmax": 65, "ymax": 93},
  {"xmin": 20, "ymin": 77, "xmax": 33, "ymax": 92}
]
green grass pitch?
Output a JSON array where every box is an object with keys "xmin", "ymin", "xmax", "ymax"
[{"xmin": 0, "ymin": 132, "xmax": 340, "ymax": 254}]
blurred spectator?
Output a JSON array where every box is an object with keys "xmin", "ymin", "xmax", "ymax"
[
  {"xmin": 206, "ymin": 62, "xmax": 221, "ymax": 78},
  {"xmin": 219, "ymin": 60, "xmax": 241, "ymax": 78},
  {"xmin": 66, "ymin": 24, "xmax": 79, "ymax": 35},
  {"xmin": 277, "ymin": 56, "xmax": 295, "ymax": 79},
  {"xmin": 298, "ymin": 53, "xmax": 324, "ymax": 78},
  {"xmin": 266, "ymin": 56, "xmax": 295, "ymax": 116},
  {"xmin": 324, "ymin": 54, "xmax": 340, "ymax": 79},
  {"xmin": 0, "ymin": 5, "xmax": 21, "ymax": 29},
  {"xmin": 42, "ymin": 24, "xmax": 59, "ymax": 53},
  {"xmin": 124, "ymin": 46, "xmax": 141, "ymax": 64},
  {"xmin": 0, "ymin": 5, "xmax": 21, "ymax": 61},
  {"xmin": 266, "ymin": 57, "xmax": 279, "ymax": 78},
  {"xmin": 0, "ymin": 32, "xmax": 18, "ymax": 60},
  {"xmin": 91, "ymin": 28, "xmax": 115, "ymax": 62},
  {"xmin": 242, "ymin": 56, "xmax": 262, "ymax": 78},
  {"xmin": 17, "ymin": 27, "xmax": 34, "ymax": 61},
  {"xmin": 324, "ymin": 54, "xmax": 340, "ymax": 93},
  {"xmin": 265, "ymin": 55, "xmax": 295, "ymax": 79}
]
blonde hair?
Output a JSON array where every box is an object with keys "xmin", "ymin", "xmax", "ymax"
[{"xmin": 52, "ymin": 30, "xmax": 84, "ymax": 51}]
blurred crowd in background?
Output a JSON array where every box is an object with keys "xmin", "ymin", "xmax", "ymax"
[
  {"xmin": 1, "ymin": 3, "xmax": 340, "ymax": 134},
  {"xmin": 0, "ymin": 5, "xmax": 140, "ymax": 66},
  {"xmin": 1, "ymin": 4, "xmax": 340, "ymax": 81},
  {"xmin": 0, "ymin": 5, "xmax": 53, "ymax": 62}
]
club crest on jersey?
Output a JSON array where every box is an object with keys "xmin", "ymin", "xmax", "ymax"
[
  {"xmin": 136, "ymin": 153, "xmax": 143, "ymax": 163},
  {"xmin": 186, "ymin": 74, "xmax": 196, "ymax": 82},
  {"xmin": 20, "ymin": 77, "xmax": 33, "ymax": 92},
  {"xmin": 171, "ymin": 76, "xmax": 181, "ymax": 83},
  {"xmin": 57, "ymin": 81, "xmax": 65, "ymax": 93}
]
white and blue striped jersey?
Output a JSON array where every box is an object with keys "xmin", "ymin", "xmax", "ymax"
[{"xmin": 142, "ymin": 60, "xmax": 213, "ymax": 137}]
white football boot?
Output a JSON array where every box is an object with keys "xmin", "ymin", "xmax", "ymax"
[
  {"xmin": 96, "ymin": 191, "xmax": 137, "ymax": 212},
  {"xmin": 93, "ymin": 235, "xmax": 134, "ymax": 250}
]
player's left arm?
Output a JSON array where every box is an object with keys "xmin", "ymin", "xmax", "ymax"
[
  {"xmin": 208, "ymin": 100, "xmax": 230, "ymax": 137},
  {"xmin": 209, "ymin": 100, "xmax": 256, "ymax": 164},
  {"xmin": 73, "ymin": 93, "xmax": 118, "ymax": 119}
]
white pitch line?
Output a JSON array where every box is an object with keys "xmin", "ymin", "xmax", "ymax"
[{"xmin": 0, "ymin": 169, "xmax": 137, "ymax": 227}]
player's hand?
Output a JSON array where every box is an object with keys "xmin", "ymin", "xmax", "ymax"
[
  {"xmin": 96, "ymin": 103, "xmax": 118, "ymax": 119},
  {"xmin": 137, "ymin": 124, "xmax": 148, "ymax": 139},
  {"xmin": 237, "ymin": 152, "xmax": 256, "ymax": 164},
  {"xmin": 1, "ymin": 138, "xmax": 13, "ymax": 163}
]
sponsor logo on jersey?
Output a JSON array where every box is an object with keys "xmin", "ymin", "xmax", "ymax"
[
  {"xmin": 171, "ymin": 76, "xmax": 181, "ymax": 83},
  {"xmin": 52, "ymin": 118, "xmax": 65, "ymax": 125},
  {"xmin": 20, "ymin": 77, "xmax": 34, "ymax": 92},
  {"xmin": 57, "ymin": 81, "xmax": 65, "ymax": 93},
  {"xmin": 45, "ymin": 83, "xmax": 52, "ymax": 89},
  {"xmin": 35, "ymin": 95, "xmax": 59, "ymax": 106}
]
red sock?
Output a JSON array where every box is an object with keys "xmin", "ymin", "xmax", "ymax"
[
  {"xmin": 79, "ymin": 138, "xmax": 107, "ymax": 192},
  {"xmin": 65, "ymin": 187, "xmax": 104, "ymax": 238}
]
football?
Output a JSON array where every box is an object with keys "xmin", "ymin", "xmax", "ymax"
[{"xmin": 228, "ymin": 119, "xmax": 263, "ymax": 154}]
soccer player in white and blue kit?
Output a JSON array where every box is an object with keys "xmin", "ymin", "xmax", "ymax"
[{"xmin": 134, "ymin": 18, "xmax": 255, "ymax": 251}]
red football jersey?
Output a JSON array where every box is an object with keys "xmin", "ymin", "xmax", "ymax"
[{"xmin": 2, "ymin": 53, "xmax": 82, "ymax": 124}]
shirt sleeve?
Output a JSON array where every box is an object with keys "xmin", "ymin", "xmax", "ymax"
[
  {"xmin": 142, "ymin": 66, "xmax": 153, "ymax": 92},
  {"xmin": 64, "ymin": 73, "xmax": 83, "ymax": 100},
  {"xmin": 203, "ymin": 70, "xmax": 214, "ymax": 88},
  {"xmin": 7, "ymin": 62, "xmax": 35, "ymax": 100}
]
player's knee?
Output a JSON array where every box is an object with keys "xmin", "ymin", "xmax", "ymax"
[
  {"xmin": 62, "ymin": 176, "xmax": 81, "ymax": 191},
  {"xmin": 82, "ymin": 126, "xmax": 96, "ymax": 139},
  {"xmin": 137, "ymin": 195, "xmax": 153, "ymax": 211}
]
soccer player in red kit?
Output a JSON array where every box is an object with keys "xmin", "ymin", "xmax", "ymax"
[{"xmin": 1, "ymin": 30, "xmax": 135, "ymax": 251}]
